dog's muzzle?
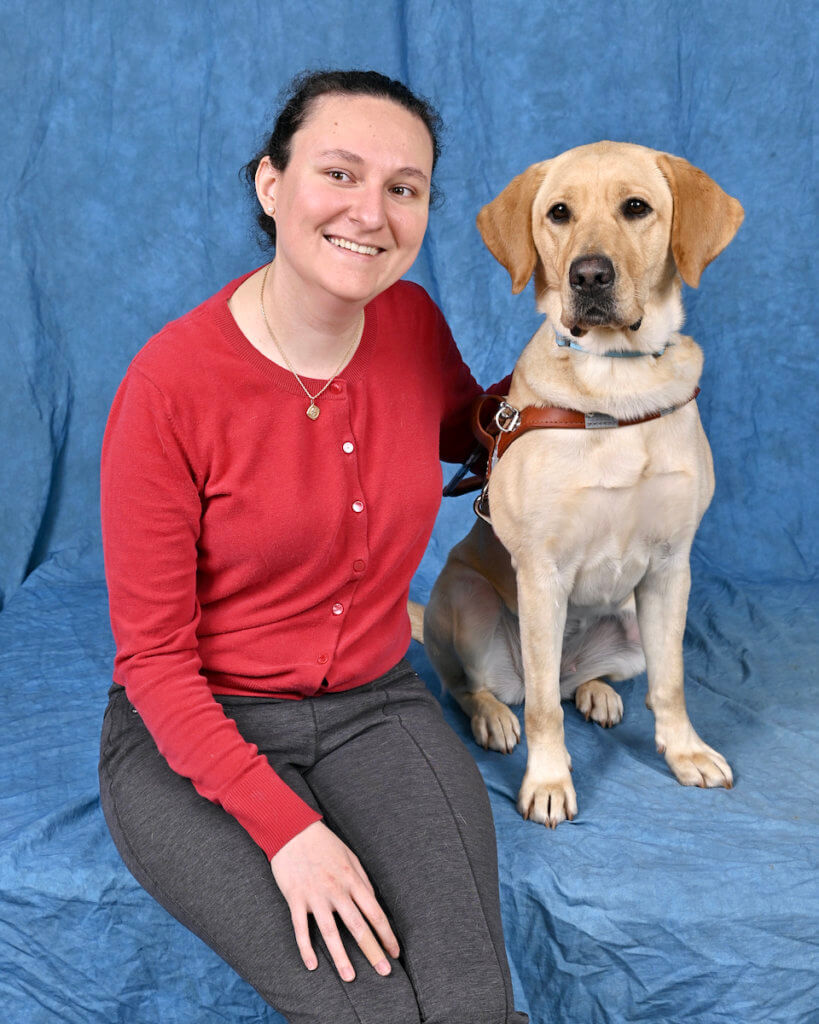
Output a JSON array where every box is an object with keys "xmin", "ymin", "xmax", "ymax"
[
  {"xmin": 568, "ymin": 254, "xmax": 617, "ymax": 331},
  {"xmin": 567, "ymin": 254, "xmax": 641, "ymax": 335}
]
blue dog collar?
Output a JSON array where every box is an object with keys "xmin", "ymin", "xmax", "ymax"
[{"xmin": 555, "ymin": 335, "xmax": 674, "ymax": 359}]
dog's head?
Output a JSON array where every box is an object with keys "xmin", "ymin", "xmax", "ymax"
[{"xmin": 477, "ymin": 142, "xmax": 744, "ymax": 339}]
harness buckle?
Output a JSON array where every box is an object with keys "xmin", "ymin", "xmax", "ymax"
[{"xmin": 494, "ymin": 401, "xmax": 521, "ymax": 434}]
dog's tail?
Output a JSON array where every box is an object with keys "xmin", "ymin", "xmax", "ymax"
[{"xmin": 407, "ymin": 600, "xmax": 425, "ymax": 643}]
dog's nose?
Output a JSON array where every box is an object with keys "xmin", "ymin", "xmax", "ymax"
[{"xmin": 569, "ymin": 255, "xmax": 615, "ymax": 293}]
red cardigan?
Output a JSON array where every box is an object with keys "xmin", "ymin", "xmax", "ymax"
[{"xmin": 101, "ymin": 270, "xmax": 498, "ymax": 859}]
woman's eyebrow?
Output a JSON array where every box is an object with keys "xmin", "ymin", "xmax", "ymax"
[
  {"xmin": 319, "ymin": 149, "xmax": 429, "ymax": 183},
  {"xmin": 396, "ymin": 165, "xmax": 430, "ymax": 183},
  {"xmin": 320, "ymin": 148, "xmax": 365, "ymax": 164}
]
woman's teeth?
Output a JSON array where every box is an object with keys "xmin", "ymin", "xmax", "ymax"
[{"xmin": 326, "ymin": 236, "xmax": 381, "ymax": 256}]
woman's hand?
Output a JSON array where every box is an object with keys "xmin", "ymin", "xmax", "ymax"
[{"xmin": 270, "ymin": 820, "xmax": 400, "ymax": 982}]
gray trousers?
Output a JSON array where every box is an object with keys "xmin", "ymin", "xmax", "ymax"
[{"xmin": 99, "ymin": 659, "xmax": 530, "ymax": 1024}]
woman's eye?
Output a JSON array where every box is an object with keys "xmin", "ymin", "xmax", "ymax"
[
  {"xmin": 327, "ymin": 170, "xmax": 352, "ymax": 182},
  {"xmin": 548, "ymin": 203, "xmax": 571, "ymax": 223},
  {"xmin": 390, "ymin": 185, "xmax": 415, "ymax": 198},
  {"xmin": 623, "ymin": 197, "xmax": 652, "ymax": 218}
]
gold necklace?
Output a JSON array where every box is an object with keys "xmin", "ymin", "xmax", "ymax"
[{"xmin": 259, "ymin": 263, "xmax": 364, "ymax": 420}]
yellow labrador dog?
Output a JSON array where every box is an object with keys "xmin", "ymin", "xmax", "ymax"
[{"xmin": 421, "ymin": 141, "xmax": 743, "ymax": 827}]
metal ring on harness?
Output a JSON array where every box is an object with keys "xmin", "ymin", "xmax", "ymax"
[
  {"xmin": 494, "ymin": 401, "xmax": 521, "ymax": 434},
  {"xmin": 473, "ymin": 484, "xmax": 491, "ymax": 524}
]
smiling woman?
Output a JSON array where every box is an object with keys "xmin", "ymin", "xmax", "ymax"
[{"xmin": 98, "ymin": 69, "xmax": 526, "ymax": 1024}]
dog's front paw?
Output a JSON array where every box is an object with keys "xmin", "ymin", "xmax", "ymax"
[
  {"xmin": 575, "ymin": 679, "xmax": 623, "ymax": 727},
  {"xmin": 660, "ymin": 731, "xmax": 733, "ymax": 789},
  {"xmin": 471, "ymin": 701, "xmax": 521, "ymax": 754},
  {"xmin": 517, "ymin": 770, "xmax": 577, "ymax": 828}
]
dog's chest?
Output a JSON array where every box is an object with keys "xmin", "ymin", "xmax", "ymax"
[
  {"xmin": 490, "ymin": 411, "xmax": 713, "ymax": 607},
  {"xmin": 568, "ymin": 468, "xmax": 696, "ymax": 606}
]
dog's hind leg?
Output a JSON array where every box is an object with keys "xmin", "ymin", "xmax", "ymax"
[
  {"xmin": 574, "ymin": 680, "xmax": 624, "ymax": 727},
  {"xmin": 425, "ymin": 566, "xmax": 523, "ymax": 754},
  {"xmin": 560, "ymin": 601, "xmax": 645, "ymax": 727},
  {"xmin": 457, "ymin": 687, "xmax": 522, "ymax": 753}
]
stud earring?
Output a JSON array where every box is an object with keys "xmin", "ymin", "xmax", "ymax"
[{"xmin": 267, "ymin": 203, "xmax": 275, "ymax": 216}]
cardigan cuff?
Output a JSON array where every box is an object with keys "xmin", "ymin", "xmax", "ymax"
[{"xmin": 220, "ymin": 760, "xmax": 323, "ymax": 860}]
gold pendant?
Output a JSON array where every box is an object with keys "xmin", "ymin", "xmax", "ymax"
[{"xmin": 306, "ymin": 403, "xmax": 320, "ymax": 420}]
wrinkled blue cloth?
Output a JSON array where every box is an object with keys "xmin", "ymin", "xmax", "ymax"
[{"xmin": 1, "ymin": 2, "xmax": 816, "ymax": 1022}]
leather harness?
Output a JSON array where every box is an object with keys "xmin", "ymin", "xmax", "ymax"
[{"xmin": 443, "ymin": 388, "xmax": 701, "ymax": 522}]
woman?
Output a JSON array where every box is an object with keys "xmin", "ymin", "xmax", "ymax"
[{"xmin": 99, "ymin": 69, "xmax": 528, "ymax": 1024}]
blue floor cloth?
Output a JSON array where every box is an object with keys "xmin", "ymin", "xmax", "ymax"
[{"xmin": 1, "ymin": 556, "xmax": 815, "ymax": 1024}]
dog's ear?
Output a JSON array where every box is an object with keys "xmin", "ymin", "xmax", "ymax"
[
  {"xmin": 656, "ymin": 153, "xmax": 744, "ymax": 288},
  {"xmin": 476, "ymin": 162, "xmax": 549, "ymax": 294}
]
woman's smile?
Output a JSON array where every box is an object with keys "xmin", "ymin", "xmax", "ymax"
[{"xmin": 324, "ymin": 234, "xmax": 385, "ymax": 257}]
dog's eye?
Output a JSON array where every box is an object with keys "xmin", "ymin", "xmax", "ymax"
[
  {"xmin": 548, "ymin": 203, "xmax": 571, "ymax": 223},
  {"xmin": 623, "ymin": 198, "xmax": 652, "ymax": 218}
]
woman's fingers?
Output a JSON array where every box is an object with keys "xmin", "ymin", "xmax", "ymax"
[
  {"xmin": 336, "ymin": 898, "xmax": 394, "ymax": 977},
  {"xmin": 313, "ymin": 907, "xmax": 357, "ymax": 982},
  {"xmin": 346, "ymin": 852, "xmax": 400, "ymax": 959},
  {"xmin": 307, "ymin": 888, "xmax": 399, "ymax": 982},
  {"xmin": 353, "ymin": 884, "xmax": 401, "ymax": 960},
  {"xmin": 290, "ymin": 904, "xmax": 318, "ymax": 972},
  {"xmin": 270, "ymin": 821, "xmax": 400, "ymax": 979}
]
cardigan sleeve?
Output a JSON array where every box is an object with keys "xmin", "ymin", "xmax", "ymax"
[{"xmin": 100, "ymin": 366, "xmax": 322, "ymax": 859}]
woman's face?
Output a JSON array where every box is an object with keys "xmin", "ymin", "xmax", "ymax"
[{"xmin": 257, "ymin": 93, "xmax": 434, "ymax": 309}]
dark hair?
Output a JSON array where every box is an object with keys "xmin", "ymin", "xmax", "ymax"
[{"xmin": 242, "ymin": 69, "xmax": 444, "ymax": 248}]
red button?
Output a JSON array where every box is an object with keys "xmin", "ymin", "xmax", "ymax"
[
  {"xmin": 353, "ymin": 559, "xmax": 366, "ymax": 572},
  {"xmin": 332, "ymin": 602, "xmax": 344, "ymax": 615},
  {"xmin": 352, "ymin": 500, "xmax": 364, "ymax": 513},
  {"xmin": 317, "ymin": 653, "xmax": 329, "ymax": 665},
  {"xmin": 330, "ymin": 381, "xmax": 343, "ymax": 394}
]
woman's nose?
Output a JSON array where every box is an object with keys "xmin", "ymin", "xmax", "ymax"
[{"xmin": 349, "ymin": 185, "xmax": 386, "ymax": 228}]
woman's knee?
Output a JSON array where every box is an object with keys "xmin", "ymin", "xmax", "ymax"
[
  {"xmin": 417, "ymin": 965, "xmax": 512, "ymax": 1024},
  {"xmin": 423, "ymin": 1000, "xmax": 511, "ymax": 1024},
  {"xmin": 255, "ymin": 954, "xmax": 422, "ymax": 1024}
]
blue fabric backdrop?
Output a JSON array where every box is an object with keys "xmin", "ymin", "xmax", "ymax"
[{"xmin": 1, "ymin": 2, "xmax": 816, "ymax": 1022}]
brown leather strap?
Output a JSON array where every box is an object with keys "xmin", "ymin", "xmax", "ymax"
[
  {"xmin": 496, "ymin": 387, "xmax": 700, "ymax": 458},
  {"xmin": 471, "ymin": 394, "xmax": 504, "ymax": 453},
  {"xmin": 444, "ymin": 388, "xmax": 701, "ymax": 503}
]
